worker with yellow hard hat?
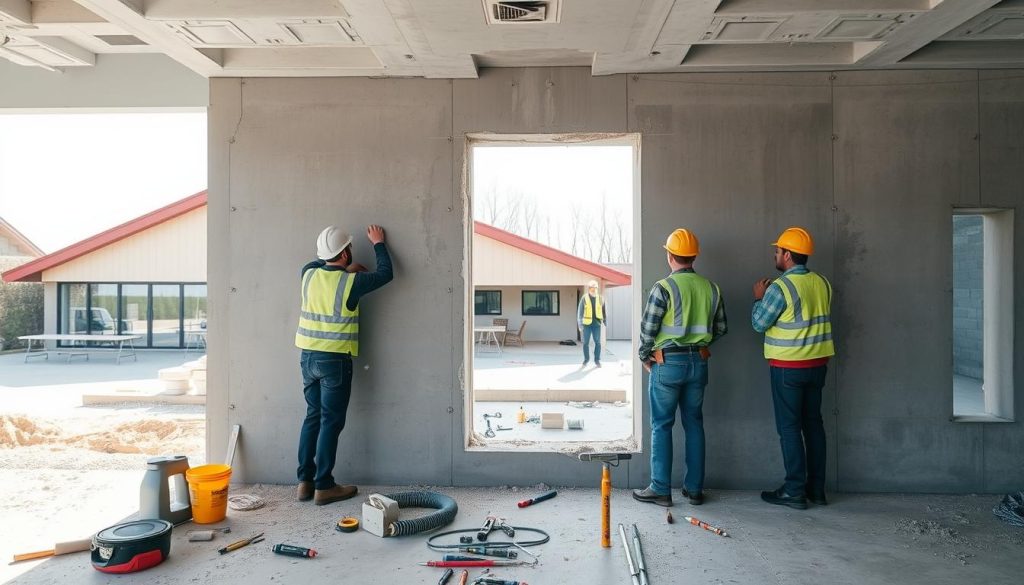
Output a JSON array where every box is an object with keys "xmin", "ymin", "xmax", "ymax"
[
  {"xmin": 633, "ymin": 228, "xmax": 727, "ymax": 508},
  {"xmin": 294, "ymin": 224, "xmax": 393, "ymax": 506},
  {"xmin": 751, "ymin": 226, "xmax": 834, "ymax": 511},
  {"xmin": 577, "ymin": 279, "xmax": 607, "ymax": 367}
]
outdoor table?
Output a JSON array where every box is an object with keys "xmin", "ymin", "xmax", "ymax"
[
  {"xmin": 17, "ymin": 334, "xmax": 142, "ymax": 364},
  {"xmin": 473, "ymin": 325, "xmax": 505, "ymax": 356}
]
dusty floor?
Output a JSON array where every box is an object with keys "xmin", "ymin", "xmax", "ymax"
[{"xmin": 4, "ymin": 483, "xmax": 1021, "ymax": 585}]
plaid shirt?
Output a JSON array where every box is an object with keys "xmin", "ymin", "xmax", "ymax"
[
  {"xmin": 638, "ymin": 268, "xmax": 728, "ymax": 361},
  {"xmin": 750, "ymin": 265, "xmax": 808, "ymax": 333}
]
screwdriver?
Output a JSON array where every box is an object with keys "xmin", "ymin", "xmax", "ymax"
[{"xmin": 420, "ymin": 560, "xmax": 524, "ymax": 568}]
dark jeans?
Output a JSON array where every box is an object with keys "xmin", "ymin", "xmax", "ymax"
[
  {"xmin": 769, "ymin": 365, "xmax": 828, "ymax": 497},
  {"xmin": 582, "ymin": 322, "xmax": 602, "ymax": 363},
  {"xmin": 297, "ymin": 349, "xmax": 353, "ymax": 490},
  {"xmin": 649, "ymin": 352, "xmax": 708, "ymax": 495}
]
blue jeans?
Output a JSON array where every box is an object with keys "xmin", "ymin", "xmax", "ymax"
[
  {"xmin": 769, "ymin": 365, "xmax": 828, "ymax": 497},
  {"xmin": 297, "ymin": 349, "xmax": 353, "ymax": 490},
  {"xmin": 581, "ymin": 323, "xmax": 602, "ymax": 363},
  {"xmin": 648, "ymin": 352, "xmax": 708, "ymax": 495}
]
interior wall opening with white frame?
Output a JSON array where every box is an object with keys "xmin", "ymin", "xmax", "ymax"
[
  {"xmin": 464, "ymin": 133, "xmax": 642, "ymax": 451},
  {"xmin": 952, "ymin": 208, "xmax": 1014, "ymax": 422}
]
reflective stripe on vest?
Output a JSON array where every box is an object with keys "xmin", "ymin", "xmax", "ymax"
[
  {"xmin": 295, "ymin": 269, "xmax": 360, "ymax": 355},
  {"xmin": 653, "ymin": 272, "xmax": 719, "ymax": 347},
  {"xmin": 763, "ymin": 272, "xmax": 834, "ymax": 360},
  {"xmin": 581, "ymin": 294, "xmax": 604, "ymax": 325}
]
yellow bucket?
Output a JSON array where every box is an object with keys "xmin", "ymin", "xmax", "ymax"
[{"xmin": 185, "ymin": 464, "xmax": 232, "ymax": 524}]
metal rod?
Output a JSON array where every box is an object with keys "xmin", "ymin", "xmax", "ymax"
[
  {"xmin": 618, "ymin": 523, "xmax": 640, "ymax": 585},
  {"xmin": 632, "ymin": 524, "xmax": 650, "ymax": 585}
]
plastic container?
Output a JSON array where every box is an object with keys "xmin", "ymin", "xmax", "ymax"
[
  {"xmin": 139, "ymin": 455, "xmax": 192, "ymax": 525},
  {"xmin": 185, "ymin": 464, "xmax": 232, "ymax": 524},
  {"xmin": 517, "ymin": 405, "xmax": 526, "ymax": 424}
]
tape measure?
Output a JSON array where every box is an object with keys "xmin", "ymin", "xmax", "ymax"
[{"xmin": 335, "ymin": 517, "xmax": 359, "ymax": 533}]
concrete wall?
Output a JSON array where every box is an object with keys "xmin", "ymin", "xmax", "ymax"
[
  {"xmin": 953, "ymin": 215, "xmax": 984, "ymax": 379},
  {"xmin": 209, "ymin": 68, "xmax": 1024, "ymax": 492}
]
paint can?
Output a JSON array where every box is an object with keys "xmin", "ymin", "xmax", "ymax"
[{"xmin": 91, "ymin": 519, "xmax": 172, "ymax": 574}]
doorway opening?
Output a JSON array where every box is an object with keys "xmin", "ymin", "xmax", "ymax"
[{"xmin": 464, "ymin": 133, "xmax": 641, "ymax": 451}]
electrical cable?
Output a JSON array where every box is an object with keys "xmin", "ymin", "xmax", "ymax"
[
  {"xmin": 427, "ymin": 526, "xmax": 550, "ymax": 552},
  {"xmin": 993, "ymin": 492, "xmax": 1024, "ymax": 528}
]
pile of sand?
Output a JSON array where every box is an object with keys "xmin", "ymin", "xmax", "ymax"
[
  {"xmin": 0, "ymin": 415, "xmax": 62, "ymax": 448},
  {"xmin": 0, "ymin": 415, "xmax": 203, "ymax": 456}
]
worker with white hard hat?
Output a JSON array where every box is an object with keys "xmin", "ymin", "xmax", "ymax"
[
  {"xmin": 633, "ymin": 228, "xmax": 727, "ymax": 509},
  {"xmin": 294, "ymin": 224, "xmax": 393, "ymax": 506},
  {"xmin": 576, "ymin": 279, "xmax": 607, "ymax": 367},
  {"xmin": 752, "ymin": 226, "xmax": 834, "ymax": 511}
]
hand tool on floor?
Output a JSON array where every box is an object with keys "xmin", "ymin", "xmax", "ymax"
[
  {"xmin": 517, "ymin": 490, "xmax": 557, "ymax": 508},
  {"xmin": 666, "ymin": 510, "xmax": 674, "ymax": 524},
  {"xmin": 12, "ymin": 538, "xmax": 92, "ymax": 563},
  {"xmin": 631, "ymin": 524, "xmax": 650, "ymax": 585},
  {"xmin": 477, "ymin": 515, "xmax": 497, "ymax": 541},
  {"xmin": 218, "ymin": 532, "xmax": 264, "ymax": 555},
  {"xmin": 187, "ymin": 527, "xmax": 231, "ymax": 542},
  {"xmin": 496, "ymin": 519, "xmax": 515, "ymax": 538},
  {"xmin": 684, "ymin": 516, "xmax": 729, "ymax": 538},
  {"xmin": 578, "ymin": 452, "xmax": 632, "ymax": 547},
  {"xmin": 459, "ymin": 547, "xmax": 517, "ymax": 559},
  {"xmin": 437, "ymin": 567, "xmax": 455, "ymax": 584},
  {"xmin": 420, "ymin": 560, "xmax": 531, "ymax": 568},
  {"xmin": 618, "ymin": 524, "xmax": 641, "ymax": 585},
  {"xmin": 473, "ymin": 578, "xmax": 529, "ymax": 585},
  {"xmin": 484, "ymin": 418, "xmax": 496, "ymax": 438},
  {"xmin": 272, "ymin": 544, "xmax": 317, "ymax": 558}
]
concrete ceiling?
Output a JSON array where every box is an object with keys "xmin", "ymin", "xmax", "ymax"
[{"xmin": 0, "ymin": 0, "xmax": 1022, "ymax": 77}]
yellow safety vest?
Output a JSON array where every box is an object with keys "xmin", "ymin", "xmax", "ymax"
[
  {"xmin": 654, "ymin": 272, "xmax": 719, "ymax": 347},
  {"xmin": 581, "ymin": 294, "xmax": 604, "ymax": 325},
  {"xmin": 763, "ymin": 272, "xmax": 834, "ymax": 360},
  {"xmin": 295, "ymin": 269, "xmax": 360, "ymax": 356}
]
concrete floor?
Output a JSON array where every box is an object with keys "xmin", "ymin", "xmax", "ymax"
[
  {"xmin": 473, "ymin": 340, "xmax": 633, "ymax": 398},
  {"xmin": 473, "ymin": 400, "xmax": 633, "ymax": 443},
  {"xmin": 0, "ymin": 349, "xmax": 194, "ymax": 389},
  {"xmin": 5, "ymin": 485, "xmax": 1021, "ymax": 585}
]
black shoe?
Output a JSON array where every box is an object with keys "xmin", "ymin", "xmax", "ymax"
[
  {"xmin": 632, "ymin": 487, "xmax": 673, "ymax": 507},
  {"xmin": 582, "ymin": 360, "xmax": 589, "ymax": 367},
  {"xmin": 760, "ymin": 487, "xmax": 807, "ymax": 510},
  {"xmin": 808, "ymin": 491, "xmax": 828, "ymax": 506},
  {"xmin": 682, "ymin": 488, "xmax": 703, "ymax": 505},
  {"xmin": 595, "ymin": 361, "xmax": 602, "ymax": 368}
]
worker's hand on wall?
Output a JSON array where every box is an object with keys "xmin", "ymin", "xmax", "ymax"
[
  {"xmin": 346, "ymin": 262, "xmax": 368, "ymax": 273},
  {"xmin": 367, "ymin": 225, "xmax": 385, "ymax": 244},
  {"xmin": 753, "ymin": 278, "xmax": 772, "ymax": 300}
]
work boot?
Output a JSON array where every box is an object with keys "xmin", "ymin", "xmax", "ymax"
[
  {"xmin": 595, "ymin": 361, "xmax": 602, "ymax": 368},
  {"xmin": 632, "ymin": 487, "xmax": 673, "ymax": 507},
  {"xmin": 760, "ymin": 487, "xmax": 807, "ymax": 510},
  {"xmin": 682, "ymin": 488, "xmax": 703, "ymax": 505},
  {"xmin": 296, "ymin": 481, "xmax": 314, "ymax": 502},
  {"xmin": 314, "ymin": 484, "xmax": 358, "ymax": 506},
  {"xmin": 582, "ymin": 360, "xmax": 589, "ymax": 368}
]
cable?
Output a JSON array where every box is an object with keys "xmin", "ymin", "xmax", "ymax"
[
  {"xmin": 993, "ymin": 492, "xmax": 1024, "ymax": 528},
  {"xmin": 427, "ymin": 526, "xmax": 550, "ymax": 552},
  {"xmin": 227, "ymin": 494, "xmax": 265, "ymax": 511},
  {"xmin": 383, "ymin": 491, "xmax": 459, "ymax": 537}
]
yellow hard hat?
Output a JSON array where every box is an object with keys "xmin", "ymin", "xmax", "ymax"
[
  {"xmin": 664, "ymin": 229, "xmax": 699, "ymax": 257},
  {"xmin": 772, "ymin": 227, "xmax": 814, "ymax": 256}
]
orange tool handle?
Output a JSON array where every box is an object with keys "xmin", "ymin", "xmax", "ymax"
[{"xmin": 601, "ymin": 465, "xmax": 611, "ymax": 548}]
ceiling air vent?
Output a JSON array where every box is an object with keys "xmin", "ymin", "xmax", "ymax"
[{"xmin": 484, "ymin": 1, "xmax": 560, "ymax": 25}]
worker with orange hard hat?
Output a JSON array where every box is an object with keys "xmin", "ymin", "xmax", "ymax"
[
  {"xmin": 752, "ymin": 227, "xmax": 835, "ymax": 511},
  {"xmin": 633, "ymin": 228, "xmax": 727, "ymax": 508}
]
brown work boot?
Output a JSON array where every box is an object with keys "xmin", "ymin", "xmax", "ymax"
[
  {"xmin": 314, "ymin": 484, "xmax": 358, "ymax": 506},
  {"xmin": 296, "ymin": 481, "xmax": 314, "ymax": 502}
]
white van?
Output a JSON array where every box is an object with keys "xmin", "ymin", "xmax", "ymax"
[{"xmin": 70, "ymin": 307, "xmax": 130, "ymax": 334}]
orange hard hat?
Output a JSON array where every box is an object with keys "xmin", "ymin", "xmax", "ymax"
[
  {"xmin": 772, "ymin": 227, "xmax": 814, "ymax": 256},
  {"xmin": 664, "ymin": 229, "xmax": 699, "ymax": 257}
]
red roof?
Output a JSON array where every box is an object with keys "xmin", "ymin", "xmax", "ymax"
[
  {"xmin": 474, "ymin": 221, "xmax": 631, "ymax": 286},
  {"xmin": 2, "ymin": 190, "xmax": 207, "ymax": 283}
]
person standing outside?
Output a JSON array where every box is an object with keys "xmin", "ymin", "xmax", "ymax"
[
  {"xmin": 633, "ymin": 229, "xmax": 727, "ymax": 507},
  {"xmin": 752, "ymin": 227, "xmax": 834, "ymax": 510},
  {"xmin": 294, "ymin": 224, "xmax": 393, "ymax": 505},
  {"xmin": 577, "ymin": 280, "xmax": 607, "ymax": 367}
]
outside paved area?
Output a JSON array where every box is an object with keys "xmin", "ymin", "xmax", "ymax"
[
  {"xmin": 3, "ymin": 484, "xmax": 1020, "ymax": 584},
  {"xmin": 473, "ymin": 340, "xmax": 636, "ymax": 444}
]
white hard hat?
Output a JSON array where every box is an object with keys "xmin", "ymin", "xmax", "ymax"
[
  {"xmin": 587, "ymin": 280, "xmax": 599, "ymax": 288},
  {"xmin": 316, "ymin": 226, "xmax": 353, "ymax": 260}
]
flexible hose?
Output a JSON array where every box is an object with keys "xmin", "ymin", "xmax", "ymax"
[{"xmin": 382, "ymin": 491, "xmax": 459, "ymax": 537}]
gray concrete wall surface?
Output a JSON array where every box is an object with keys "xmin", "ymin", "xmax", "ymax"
[
  {"xmin": 208, "ymin": 68, "xmax": 1024, "ymax": 493},
  {"xmin": 0, "ymin": 54, "xmax": 207, "ymax": 111}
]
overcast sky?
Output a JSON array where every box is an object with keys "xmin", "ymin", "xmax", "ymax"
[
  {"xmin": 0, "ymin": 112, "xmax": 207, "ymax": 253},
  {"xmin": 472, "ymin": 145, "xmax": 634, "ymax": 263}
]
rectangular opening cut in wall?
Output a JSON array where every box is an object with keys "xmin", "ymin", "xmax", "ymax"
[
  {"xmin": 952, "ymin": 209, "xmax": 1014, "ymax": 422},
  {"xmin": 464, "ymin": 133, "xmax": 642, "ymax": 452}
]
